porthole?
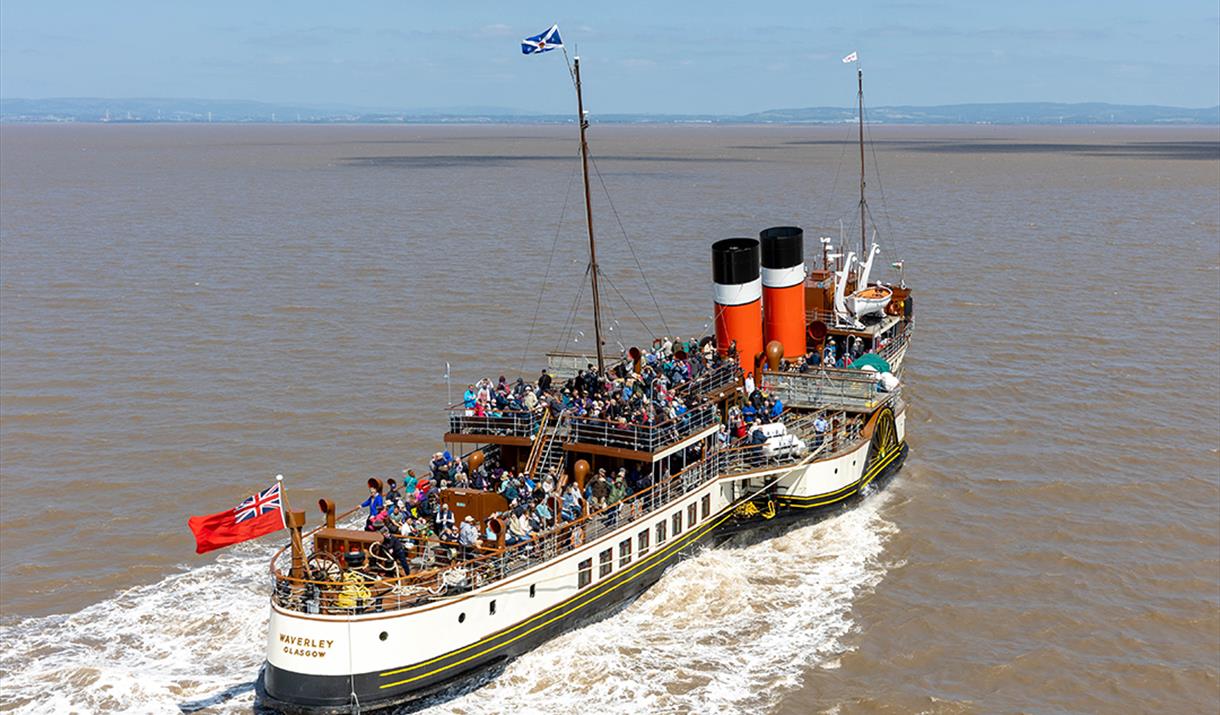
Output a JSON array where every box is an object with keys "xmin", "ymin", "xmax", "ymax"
[
  {"xmin": 379, "ymin": 631, "xmax": 388, "ymax": 641},
  {"xmin": 458, "ymin": 612, "xmax": 466, "ymax": 623},
  {"xmin": 834, "ymin": 468, "xmax": 838, "ymax": 474},
  {"xmin": 529, "ymin": 584, "xmax": 536, "ymax": 598},
  {"xmin": 489, "ymin": 600, "xmax": 497, "ymax": 615}
]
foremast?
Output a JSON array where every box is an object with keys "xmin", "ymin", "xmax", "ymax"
[
  {"xmin": 573, "ymin": 56, "xmax": 606, "ymax": 374},
  {"xmin": 857, "ymin": 64, "xmax": 867, "ymax": 259}
]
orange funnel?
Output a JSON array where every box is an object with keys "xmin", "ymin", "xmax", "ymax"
[
  {"xmin": 760, "ymin": 226, "xmax": 806, "ymax": 359},
  {"xmin": 712, "ymin": 238, "xmax": 763, "ymax": 377}
]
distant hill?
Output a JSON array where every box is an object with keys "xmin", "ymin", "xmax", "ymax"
[
  {"xmin": 1, "ymin": 97, "xmax": 1217, "ymax": 125},
  {"xmin": 744, "ymin": 102, "xmax": 1220, "ymax": 125}
]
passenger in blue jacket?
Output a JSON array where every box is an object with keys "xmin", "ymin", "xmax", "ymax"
[{"xmin": 362, "ymin": 478, "xmax": 385, "ymax": 530}]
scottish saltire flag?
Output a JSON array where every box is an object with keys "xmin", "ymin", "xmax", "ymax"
[
  {"xmin": 842, "ymin": 51, "xmax": 858, "ymax": 63},
  {"xmin": 522, "ymin": 25, "xmax": 563, "ymax": 55}
]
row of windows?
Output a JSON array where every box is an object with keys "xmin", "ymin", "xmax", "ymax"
[
  {"xmin": 578, "ymin": 493, "xmax": 713, "ymax": 588},
  {"xmin": 454, "ymin": 494, "xmax": 716, "ymax": 622}
]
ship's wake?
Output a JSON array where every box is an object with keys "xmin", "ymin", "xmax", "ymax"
[
  {"xmin": 0, "ymin": 543, "xmax": 274, "ymax": 714},
  {"xmin": 0, "ymin": 496, "xmax": 896, "ymax": 715}
]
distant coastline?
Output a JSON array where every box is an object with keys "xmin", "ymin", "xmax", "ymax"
[{"xmin": 2, "ymin": 97, "xmax": 1217, "ymax": 126}]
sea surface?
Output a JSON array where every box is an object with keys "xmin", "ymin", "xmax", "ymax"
[{"xmin": 1, "ymin": 123, "xmax": 1218, "ymax": 714}]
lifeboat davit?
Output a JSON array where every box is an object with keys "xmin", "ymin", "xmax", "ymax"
[{"xmin": 846, "ymin": 285, "xmax": 892, "ymax": 318}]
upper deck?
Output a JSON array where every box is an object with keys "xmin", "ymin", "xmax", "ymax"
[{"xmin": 445, "ymin": 359, "xmax": 740, "ymax": 459}]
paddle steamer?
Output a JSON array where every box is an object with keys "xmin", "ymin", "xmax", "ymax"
[{"xmin": 256, "ymin": 52, "xmax": 911, "ymax": 714}]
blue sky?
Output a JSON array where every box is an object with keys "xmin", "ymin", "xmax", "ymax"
[{"xmin": 1, "ymin": 1, "xmax": 1217, "ymax": 113}]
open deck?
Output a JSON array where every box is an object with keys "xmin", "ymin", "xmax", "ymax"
[{"xmin": 268, "ymin": 402, "xmax": 879, "ymax": 617}]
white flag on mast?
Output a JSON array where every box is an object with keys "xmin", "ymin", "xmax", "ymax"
[{"xmin": 842, "ymin": 51, "xmax": 858, "ymax": 63}]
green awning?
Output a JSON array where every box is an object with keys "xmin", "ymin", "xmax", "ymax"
[{"xmin": 849, "ymin": 353, "xmax": 891, "ymax": 373}]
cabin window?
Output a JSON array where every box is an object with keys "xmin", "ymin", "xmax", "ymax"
[
  {"xmin": 672, "ymin": 511, "xmax": 682, "ymax": 536},
  {"xmin": 656, "ymin": 520, "xmax": 667, "ymax": 545},
  {"xmin": 599, "ymin": 548, "xmax": 613, "ymax": 578},
  {"xmin": 489, "ymin": 600, "xmax": 497, "ymax": 616},
  {"xmin": 458, "ymin": 612, "xmax": 466, "ymax": 623},
  {"xmin": 578, "ymin": 559, "xmax": 592, "ymax": 588},
  {"xmin": 619, "ymin": 538, "xmax": 632, "ymax": 568},
  {"xmin": 529, "ymin": 584, "xmax": 536, "ymax": 598},
  {"xmin": 701, "ymin": 494, "xmax": 711, "ymax": 520},
  {"xmin": 379, "ymin": 631, "xmax": 388, "ymax": 641},
  {"xmin": 688, "ymin": 503, "xmax": 698, "ymax": 527},
  {"xmin": 638, "ymin": 530, "xmax": 650, "ymax": 557}
]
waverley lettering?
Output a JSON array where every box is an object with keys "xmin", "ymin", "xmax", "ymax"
[{"xmin": 279, "ymin": 633, "xmax": 333, "ymax": 658}]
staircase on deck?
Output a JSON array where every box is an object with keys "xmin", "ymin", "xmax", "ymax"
[{"xmin": 524, "ymin": 410, "xmax": 570, "ymax": 480}]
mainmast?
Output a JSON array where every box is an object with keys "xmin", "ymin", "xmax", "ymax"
[
  {"xmin": 574, "ymin": 56, "xmax": 606, "ymax": 373},
  {"xmin": 857, "ymin": 66, "xmax": 867, "ymax": 260}
]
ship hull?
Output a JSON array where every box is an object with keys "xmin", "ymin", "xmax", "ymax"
[
  {"xmin": 256, "ymin": 505, "xmax": 723, "ymax": 714},
  {"xmin": 255, "ymin": 439, "xmax": 907, "ymax": 714}
]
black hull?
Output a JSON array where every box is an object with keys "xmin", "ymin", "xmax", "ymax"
[{"xmin": 256, "ymin": 443, "xmax": 907, "ymax": 714}]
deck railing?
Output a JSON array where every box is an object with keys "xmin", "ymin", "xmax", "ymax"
[
  {"xmin": 875, "ymin": 324, "xmax": 911, "ymax": 364},
  {"xmin": 763, "ymin": 368, "xmax": 885, "ymax": 412},
  {"xmin": 270, "ymin": 449, "xmax": 729, "ymax": 616},
  {"xmin": 568, "ymin": 402, "xmax": 720, "ymax": 453},
  {"xmin": 269, "ymin": 407, "xmax": 889, "ymax": 616},
  {"xmin": 675, "ymin": 361, "xmax": 740, "ymax": 398},
  {"xmin": 447, "ymin": 407, "xmax": 542, "ymax": 439}
]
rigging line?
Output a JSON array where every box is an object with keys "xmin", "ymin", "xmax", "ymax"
[
  {"xmin": 557, "ymin": 275, "xmax": 584, "ymax": 354},
  {"xmin": 818, "ymin": 121, "xmax": 856, "ymax": 233},
  {"xmin": 862, "ymin": 103, "xmax": 899, "ymax": 252},
  {"xmin": 521, "ymin": 154, "xmax": 582, "ymax": 371},
  {"xmin": 561, "ymin": 47, "xmax": 577, "ymax": 90},
  {"xmin": 586, "ymin": 152, "xmax": 673, "ymax": 336},
  {"xmin": 600, "ymin": 271, "xmax": 655, "ymax": 338},
  {"xmin": 555, "ymin": 267, "xmax": 589, "ymax": 355},
  {"xmin": 599, "ymin": 285, "xmax": 626, "ymax": 356}
]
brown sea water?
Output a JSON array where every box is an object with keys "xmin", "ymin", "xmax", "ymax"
[{"xmin": 1, "ymin": 123, "xmax": 1217, "ymax": 713}]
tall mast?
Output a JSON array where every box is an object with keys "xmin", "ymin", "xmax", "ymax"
[
  {"xmin": 857, "ymin": 66, "xmax": 867, "ymax": 260},
  {"xmin": 574, "ymin": 56, "xmax": 606, "ymax": 373}
]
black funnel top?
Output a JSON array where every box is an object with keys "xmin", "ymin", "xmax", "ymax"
[
  {"xmin": 760, "ymin": 226, "xmax": 804, "ymax": 269},
  {"xmin": 712, "ymin": 238, "xmax": 760, "ymax": 285}
]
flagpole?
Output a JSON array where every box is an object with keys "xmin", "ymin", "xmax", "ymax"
[
  {"xmin": 278, "ymin": 474, "xmax": 307, "ymax": 579},
  {"xmin": 444, "ymin": 361, "xmax": 452, "ymax": 408},
  {"xmin": 573, "ymin": 55, "xmax": 606, "ymax": 374}
]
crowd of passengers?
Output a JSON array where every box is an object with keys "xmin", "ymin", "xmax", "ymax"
[
  {"xmin": 347, "ymin": 335, "xmax": 830, "ymax": 574},
  {"xmin": 357, "ymin": 455, "xmax": 685, "ymax": 565},
  {"xmin": 461, "ymin": 336, "xmax": 733, "ymax": 430},
  {"xmin": 771, "ymin": 335, "xmax": 876, "ymax": 372},
  {"xmin": 357, "ymin": 400, "xmax": 798, "ymax": 566}
]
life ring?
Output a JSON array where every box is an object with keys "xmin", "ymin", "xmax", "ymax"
[
  {"xmin": 629, "ymin": 500, "xmax": 643, "ymax": 520},
  {"xmin": 570, "ymin": 526, "xmax": 585, "ymax": 548}
]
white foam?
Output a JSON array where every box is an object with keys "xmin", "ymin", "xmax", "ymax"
[
  {"xmin": 0, "ymin": 497, "xmax": 896, "ymax": 714},
  {"xmin": 0, "ymin": 541, "xmax": 273, "ymax": 714},
  {"xmin": 417, "ymin": 493, "xmax": 897, "ymax": 715}
]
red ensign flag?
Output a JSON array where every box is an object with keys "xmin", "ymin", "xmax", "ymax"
[{"xmin": 188, "ymin": 482, "xmax": 286, "ymax": 554}]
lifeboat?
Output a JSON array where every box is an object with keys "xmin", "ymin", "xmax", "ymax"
[{"xmin": 846, "ymin": 285, "xmax": 892, "ymax": 318}]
